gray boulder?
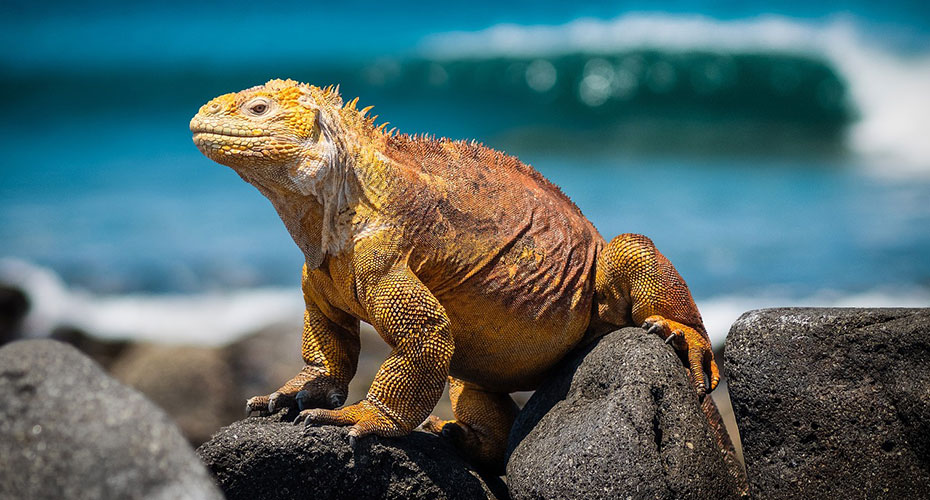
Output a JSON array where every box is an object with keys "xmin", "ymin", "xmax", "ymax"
[
  {"xmin": 198, "ymin": 414, "xmax": 499, "ymax": 500},
  {"xmin": 0, "ymin": 339, "xmax": 223, "ymax": 500},
  {"xmin": 726, "ymin": 308, "xmax": 930, "ymax": 499},
  {"xmin": 506, "ymin": 327, "xmax": 746, "ymax": 499}
]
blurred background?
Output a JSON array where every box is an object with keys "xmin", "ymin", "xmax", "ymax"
[{"xmin": 2, "ymin": 0, "xmax": 929, "ymax": 416}]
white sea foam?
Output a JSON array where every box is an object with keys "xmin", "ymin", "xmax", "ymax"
[
  {"xmin": 3, "ymin": 258, "xmax": 927, "ymax": 348},
  {"xmin": 0, "ymin": 258, "xmax": 303, "ymax": 346},
  {"xmin": 422, "ymin": 14, "xmax": 930, "ymax": 175}
]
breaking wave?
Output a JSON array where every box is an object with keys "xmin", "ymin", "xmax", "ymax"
[
  {"xmin": 0, "ymin": 258, "xmax": 303, "ymax": 345},
  {"xmin": 418, "ymin": 14, "xmax": 930, "ymax": 173}
]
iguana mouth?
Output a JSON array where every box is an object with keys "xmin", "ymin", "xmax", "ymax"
[
  {"xmin": 192, "ymin": 130, "xmax": 268, "ymax": 139},
  {"xmin": 191, "ymin": 127, "xmax": 267, "ymax": 138}
]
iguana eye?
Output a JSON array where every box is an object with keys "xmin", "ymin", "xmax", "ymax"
[{"xmin": 244, "ymin": 98, "xmax": 272, "ymax": 116}]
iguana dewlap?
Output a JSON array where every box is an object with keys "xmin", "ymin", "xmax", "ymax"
[{"xmin": 191, "ymin": 79, "xmax": 718, "ymax": 473}]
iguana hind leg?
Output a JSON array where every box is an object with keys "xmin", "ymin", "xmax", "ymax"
[
  {"xmin": 595, "ymin": 233, "xmax": 719, "ymax": 395},
  {"xmin": 423, "ymin": 377, "xmax": 518, "ymax": 475}
]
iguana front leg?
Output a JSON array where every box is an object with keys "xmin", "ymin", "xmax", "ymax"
[
  {"xmin": 596, "ymin": 233, "xmax": 720, "ymax": 395},
  {"xmin": 294, "ymin": 265, "xmax": 454, "ymax": 444},
  {"xmin": 246, "ymin": 270, "xmax": 360, "ymax": 415}
]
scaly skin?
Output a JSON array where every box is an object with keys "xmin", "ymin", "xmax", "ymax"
[{"xmin": 190, "ymin": 79, "xmax": 719, "ymax": 473}]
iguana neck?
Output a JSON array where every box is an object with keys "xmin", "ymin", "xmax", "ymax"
[{"xmin": 247, "ymin": 127, "xmax": 384, "ymax": 270}]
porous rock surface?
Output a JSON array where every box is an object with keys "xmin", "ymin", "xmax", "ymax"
[
  {"xmin": 726, "ymin": 308, "xmax": 930, "ymax": 499},
  {"xmin": 506, "ymin": 327, "xmax": 745, "ymax": 499},
  {"xmin": 198, "ymin": 414, "xmax": 495, "ymax": 500},
  {"xmin": 0, "ymin": 339, "xmax": 223, "ymax": 500}
]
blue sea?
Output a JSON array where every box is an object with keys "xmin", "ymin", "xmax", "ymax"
[{"xmin": 1, "ymin": 1, "xmax": 929, "ymax": 346}]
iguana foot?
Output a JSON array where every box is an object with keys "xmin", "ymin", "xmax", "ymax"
[
  {"xmin": 245, "ymin": 366, "xmax": 347, "ymax": 416},
  {"xmin": 293, "ymin": 399, "xmax": 406, "ymax": 442},
  {"xmin": 422, "ymin": 415, "xmax": 481, "ymax": 448},
  {"xmin": 422, "ymin": 414, "xmax": 508, "ymax": 475},
  {"xmin": 245, "ymin": 389, "xmax": 346, "ymax": 416},
  {"xmin": 422, "ymin": 415, "xmax": 465, "ymax": 440},
  {"xmin": 642, "ymin": 315, "xmax": 720, "ymax": 396},
  {"xmin": 245, "ymin": 394, "xmax": 282, "ymax": 416}
]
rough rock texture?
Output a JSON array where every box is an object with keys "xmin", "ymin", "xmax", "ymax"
[
  {"xmin": 0, "ymin": 339, "xmax": 223, "ymax": 500},
  {"xmin": 726, "ymin": 308, "xmax": 930, "ymax": 499},
  {"xmin": 507, "ymin": 327, "xmax": 745, "ymax": 500},
  {"xmin": 48, "ymin": 320, "xmax": 413, "ymax": 446},
  {"xmin": 198, "ymin": 414, "xmax": 499, "ymax": 500}
]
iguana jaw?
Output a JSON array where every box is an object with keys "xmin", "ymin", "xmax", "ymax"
[
  {"xmin": 190, "ymin": 127, "xmax": 275, "ymax": 161},
  {"xmin": 189, "ymin": 112, "xmax": 301, "ymax": 171},
  {"xmin": 191, "ymin": 79, "xmax": 371, "ymax": 266}
]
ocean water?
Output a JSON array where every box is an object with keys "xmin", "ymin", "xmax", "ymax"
[{"xmin": 1, "ymin": 2, "xmax": 929, "ymax": 347}]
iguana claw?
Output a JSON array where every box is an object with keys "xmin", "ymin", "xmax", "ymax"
[
  {"xmin": 245, "ymin": 395, "xmax": 270, "ymax": 416},
  {"xmin": 642, "ymin": 322, "xmax": 661, "ymax": 335},
  {"xmin": 268, "ymin": 392, "xmax": 294, "ymax": 414},
  {"xmin": 295, "ymin": 390, "xmax": 310, "ymax": 411},
  {"xmin": 642, "ymin": 315, "xmax": 720, "ymax": 395}
]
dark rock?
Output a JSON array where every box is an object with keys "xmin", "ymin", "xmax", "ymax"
[
  {"xmin": 506, "ymin": 327, "xmax": 746, "ymax": 499},
  {"xmin": 197, "ymin": 415, "xmax": 497, "ymax": 500},
  {"xmin": 0, "ymin": 339, "xmax": 222, "ymax": 500},
  {"xmin": 51, "ymin": 321, "xmax": 391, "ymax": 447},
  {"xmin": 0, "ymin": 284, "xmax": 29, "ymax": 345},
  {"xmin": 726, "ymin": 308, "xmax": 930, "ymax": 499},
  {"xmin": 110, "ymin": 343, "xmax": 241, "ymax": 446}
]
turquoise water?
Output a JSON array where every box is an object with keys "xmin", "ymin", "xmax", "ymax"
[{"xmin": 1, "ymin": 2, "xmax": 929, "ymax": 342}]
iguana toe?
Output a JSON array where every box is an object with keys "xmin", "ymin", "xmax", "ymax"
[
  {"xmin": 642, "ymin": 321, "xmax": 662, "ymax": 336},
  {"xmin": 294, "ymin": 399, "xmax": 407, "ymax": 440},
  {"xmin": 642, "ymin": 315, "xmax": 719, "ymax": 395},
  {"xmin": 422, "ymin": 416, "xmax": 466, "ymax": 440},
  {"xmin": 245, "ymin": 390, "xmax": 303, "ymax": 416},
  {"xmin": 268, "ymin": 391, "xmax": 297, "ymax": 414},
  {"xmin": 421, "ymin": 415, "xmax": 449, "ymax": 434},
  {"xmin": 295, "ymin": 388, "xmax": 347, "ymax": 411},
  {"xmin": 245, "ymin": 395, "xmax": 271, "ymax": 416}
]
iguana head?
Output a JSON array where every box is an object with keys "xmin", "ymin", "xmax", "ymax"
[
  {"xmin": 191, "ymin": 79, "xmax": 383, "ymax": 266},
  {"xmin": 190, "ymin": 79, "xmax": 358, "ymax": 194}
]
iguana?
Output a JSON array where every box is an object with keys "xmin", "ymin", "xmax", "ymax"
[{"xmin": 190, "ymin": 79, "xmax": 719, "ymax": 473}]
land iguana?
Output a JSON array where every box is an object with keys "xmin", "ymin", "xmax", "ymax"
[{"xmin": 190, "ymin": 79, "xmax": 719, "ymax": 473}]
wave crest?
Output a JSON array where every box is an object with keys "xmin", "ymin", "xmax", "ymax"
[{"xmin": 421, "ymin": 14, "xmax": 930, "ymax": 173}]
